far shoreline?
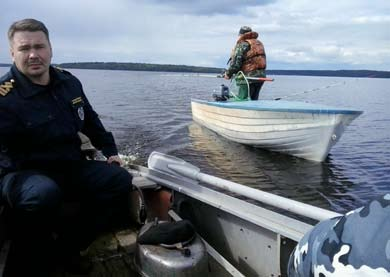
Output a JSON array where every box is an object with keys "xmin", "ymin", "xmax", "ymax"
[{"xmin": 0, "ymin": 62, "xmax": 389, "ymax": 79}]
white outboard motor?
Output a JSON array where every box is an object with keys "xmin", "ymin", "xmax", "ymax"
[{"xmin": 135, "ymin": 219, "xmax": 209, "ymax": 276}]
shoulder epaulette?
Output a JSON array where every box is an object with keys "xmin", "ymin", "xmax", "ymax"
[
  {"xmin": 53, "ymin": 65, "xmax": 64, "ymax": 71},
  {"xmin": 53, "ymin": 66, "xmax": 72, "ymax": 75},
  {"xmin": 0, "ymin": 79, "xmax": 15, "ymax": 97}
]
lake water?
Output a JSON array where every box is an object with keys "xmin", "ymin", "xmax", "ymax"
[{"xmin": 1, "ymin": 67, "xmax": 389, "ymax": 214}]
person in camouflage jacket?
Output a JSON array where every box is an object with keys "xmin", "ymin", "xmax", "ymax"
[
  {"xmin": 288, "ymin": 194, "xmax": 390, "ymax": 277},
  {"xmin": 224, "ymin": 26, "xmax": 267, "ymax": 100}
]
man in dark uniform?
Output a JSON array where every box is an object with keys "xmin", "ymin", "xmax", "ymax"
[
  {"xmin": 0, "ymin": 18, "xmax": 133, "ymax": 274},
  {"xmin": 224, "ymin": 26, "xmax": 267, "ymax": 100}
]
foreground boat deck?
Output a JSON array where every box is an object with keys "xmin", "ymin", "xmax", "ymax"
[
  {"xmin": 1, "ymin": 163, "xmax": 319, "ymax": 276},
  {"xmin": 50, "ymin": 227, "xmax": 227, "ymax": 277}
]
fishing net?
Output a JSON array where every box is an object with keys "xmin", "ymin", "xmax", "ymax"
[{"xmin": 229, "ymin": 71, "xmax": 250, "ymax": 101}]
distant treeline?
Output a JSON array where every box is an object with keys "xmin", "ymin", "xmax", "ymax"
[
  {"xmin": 58, "ymin": 62, "xmax": 223, "ymax": 74},
  {"xmin": 1, "ymin": 62, "xmax": 389, "ymax": 78},
  {"xmin": 58, "ymin": 62, "xmax": 390, "ymax": 78},
  {"xmin": 266, "ymin": 69, "xmax": 390, "ymax": 78}
]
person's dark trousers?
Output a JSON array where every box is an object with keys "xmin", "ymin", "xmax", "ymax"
[
  {"xmin": 1, "ymin": 160, "xmax": 132, "ymax": 275},
  {"xmin": 29, "ymin": 160, "xmax": 133, "ymax": 252},
  {"xmin": 1, "ymin": 172, "xmax": 62, "ymax": 276},
  {"xmin": 249, "ymin": 81, "xmax": 264, "ymax": 100}
]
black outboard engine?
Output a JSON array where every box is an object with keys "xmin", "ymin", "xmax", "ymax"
[
  {"xmin": 221, "ymin": 84, "xmax": 229, "ymax": 99},
  {"xmin": 213, "ymin": 84, "xmax": 230, "ymax": 101}
]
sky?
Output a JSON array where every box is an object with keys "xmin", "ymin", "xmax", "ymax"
[{"xmin": 1, "ymin": 0, "xmax": 389, "ymax": 70}]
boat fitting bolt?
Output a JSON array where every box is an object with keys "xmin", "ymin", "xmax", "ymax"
[
  {"xmin": 331, "ymin": 134, "xmax": 337, "ymax": 140},
  {"xmin": 182, "ymin": 248, "xmax": 191, "ymax": 257}
]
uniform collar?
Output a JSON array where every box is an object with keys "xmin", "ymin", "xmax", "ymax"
[{"xmin": 10, "ymin": 64, "xmax": 70, "ymax": 98}]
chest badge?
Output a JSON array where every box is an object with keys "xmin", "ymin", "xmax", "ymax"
[
  {"xmin": 78, "ymin": 107, "xmax": 85, "ymax": 121},
  {"xmin": 71, "ymin": 97, "xmax": 85, "ymax": 121}
]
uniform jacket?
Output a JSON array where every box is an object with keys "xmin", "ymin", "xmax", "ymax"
[
  {"xmin": 226, "ymin": 31, "xmax": 266, "ymax": 78},
  {"xmin": 0, "ymin": 64, "xmax": 118, "ymax": 170},
  {"xmin": 0, "ymin": 151, "xmax": 14, "ymax": 177}
]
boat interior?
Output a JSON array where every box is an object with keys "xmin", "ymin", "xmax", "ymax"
[{"xmin": 0, "ymin": 152, "xmax": 323, "ymax": 276}]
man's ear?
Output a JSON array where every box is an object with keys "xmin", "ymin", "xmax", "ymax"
[{"xmin": 10, "ymin": 47, "xmax": 15, "ymax": 62}]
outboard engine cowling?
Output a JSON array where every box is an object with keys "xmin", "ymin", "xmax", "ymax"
[
  {"xmin": 135, "ymin": 220, "xmax": 209, "ymax": 276},
  {"xmin": 212, "ymin": 84, "xmax": 230, "ymax": 101}
]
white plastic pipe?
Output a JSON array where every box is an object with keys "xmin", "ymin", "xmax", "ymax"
[{"xmin": 167, "ymin": 163, "xmax": 341, "ymax": 221}]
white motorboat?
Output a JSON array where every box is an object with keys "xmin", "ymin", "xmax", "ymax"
[
  {"xmin": 2, "ymin": 152, "xmax": 387, "ymax": 276},
  {"xmin": 191, "ymin": 99, "xmax": 363, "ymax": 162}
]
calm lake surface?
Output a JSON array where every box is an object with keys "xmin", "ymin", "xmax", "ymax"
[{"xmin": 1, "ymin": 67, "xmax": 389, "ymax": 214}]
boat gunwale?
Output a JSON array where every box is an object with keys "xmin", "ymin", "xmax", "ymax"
[{"xmin": 191, "ymin": 99, "xmax": 363, "ymax": 115}]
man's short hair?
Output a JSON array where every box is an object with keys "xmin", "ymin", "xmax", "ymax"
[{"xmin": 8, "ymin": 18, "xmax": 50, "ymax": 43}]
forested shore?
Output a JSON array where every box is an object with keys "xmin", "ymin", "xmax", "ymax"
[{"xmin": 1, "ymin": 62, "xmax": 389, "ymax": 78}]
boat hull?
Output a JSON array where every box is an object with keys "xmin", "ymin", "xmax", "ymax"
[{"xmin": 191, "ymin": 99, "xmax": 362, "ymax": 161}]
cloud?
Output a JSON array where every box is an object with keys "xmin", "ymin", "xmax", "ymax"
[
  {"xmin": 0, "ymin": 0, "xmax": 389, "ymax": 70},
  {"xmin": 142, "ymin": 0, "xmax": 275, "ymax": 15},
  {"xmin": 351, "ymin": 15, "xmax": 390, "ymax": 24}
]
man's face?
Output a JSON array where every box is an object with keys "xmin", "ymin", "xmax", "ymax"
[{"xmin": 10, "ymin": 31, "xmax": 52, "ymax": 84}]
